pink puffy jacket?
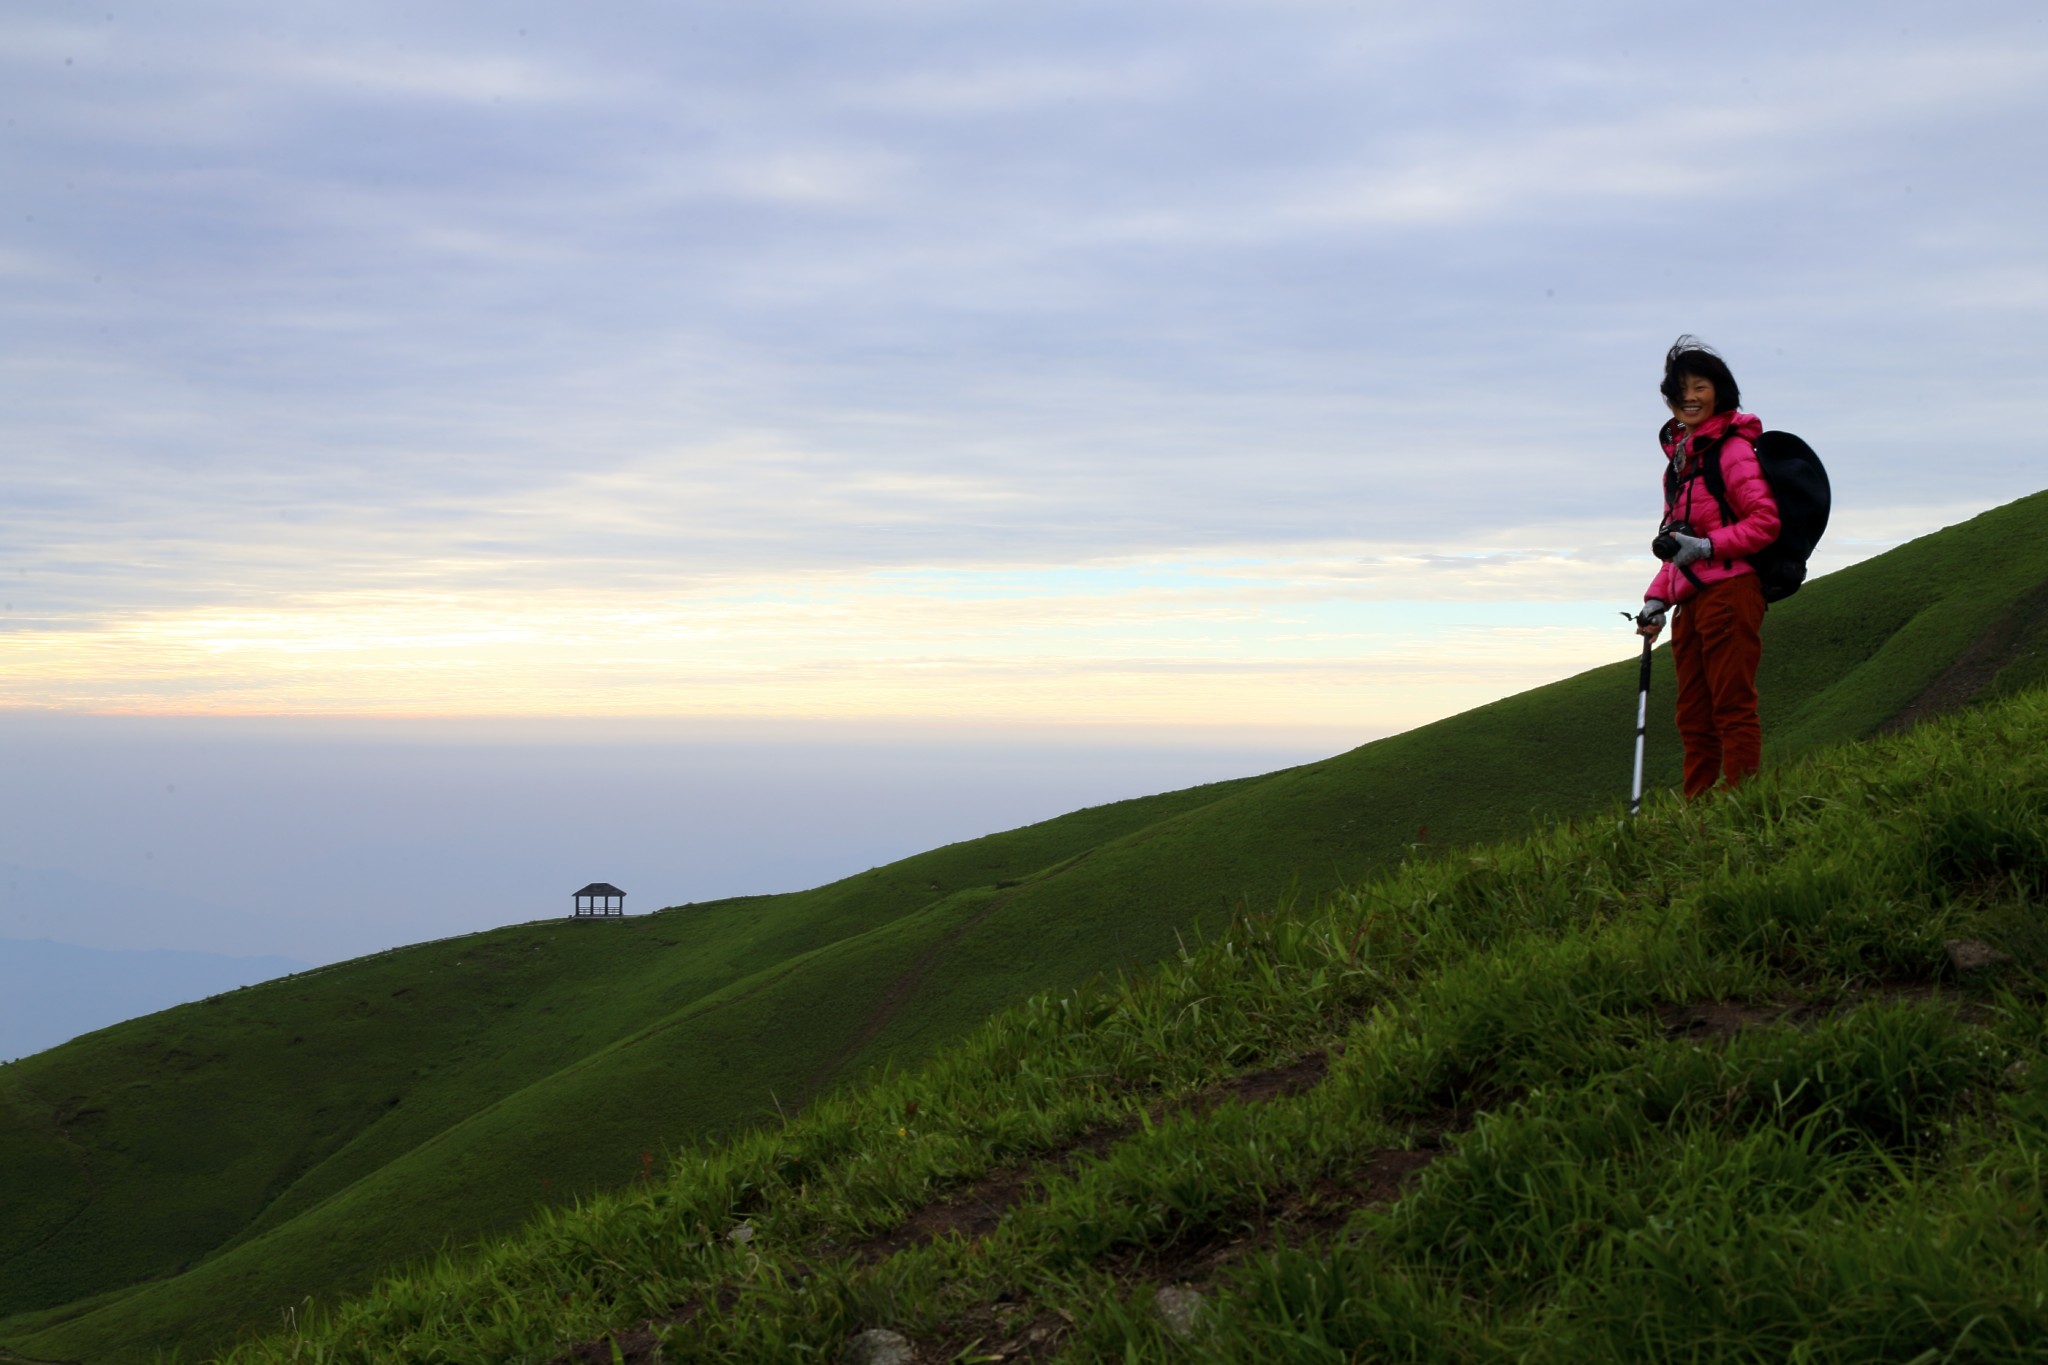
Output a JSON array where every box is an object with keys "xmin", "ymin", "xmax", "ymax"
[{"xmin": 1645, "ymin": 410, "xmax": 1782, "ymax": 607}]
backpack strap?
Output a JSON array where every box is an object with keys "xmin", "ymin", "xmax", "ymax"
[{"xmin": 1660, "ymin": 420, "xmax": 1679, "ymax": 505}]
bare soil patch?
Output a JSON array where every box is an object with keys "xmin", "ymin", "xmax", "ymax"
[
  {"xmin": 850, "ymin": 1051, "xmax": 1330, "ymax": 1263},
  {"xmin": 549, "ymin": 1296, "xmax": 713, "ymax": 1365},
  {"xmin": 916, "ymin": 1304, "xmax": 1071, "ymax": 1364},
  {"xmin": 1656, "ymin": 983, "xmax": 1998, "ymax": 1044},
  {"xmin": 560, "ymin": 1325, "xmax": 662, "ymax": 1365},
  {"xmin": 910, "ymin": 1140, "xmax": 1438, "ymax": 1363},
  {"xmin": 1183, "ymin": 1050, "xmax": 1330, "ymax": 1112},
  {"xmin": 1113, "ymin": 1143, "xmax": 1439, "ymax": 1287},
  {"xmin": 1657, "ymin": 999, "xmax": 1814, "ymax": 1040},
  {"xmin": 553, "ymin": 1050, "xmax": 1362, "ymax": 1363},
  {"xmin": 852, "ymin": 1163, "xmax": 1042, "ymax": 1262}
]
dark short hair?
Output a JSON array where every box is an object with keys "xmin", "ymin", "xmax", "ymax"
[{"xmin": 1660, "ymin": 335, "xmax": 1741, "ymax": 414}]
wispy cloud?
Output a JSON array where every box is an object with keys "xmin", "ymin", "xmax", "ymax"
[
  {"xmin": 850, "ymin": 55, "xmax": 1187, "ymax": 115},
  {"xmin": 2, "ymin": 0, "xmax": 2043, "ymax": 720}
]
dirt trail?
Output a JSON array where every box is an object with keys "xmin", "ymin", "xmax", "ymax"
[{"xmin": 551, "ymin": 1048, "xmax": 1442, "ymax": 1365}]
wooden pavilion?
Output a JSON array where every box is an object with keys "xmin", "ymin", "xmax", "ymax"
[{"xmin": 572, "ymin": 882, "xmax": 626, "ymax": 918}]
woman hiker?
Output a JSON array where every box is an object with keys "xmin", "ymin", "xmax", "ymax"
[{"xmin": 1635, "ymin": 336, "xmax": 1780, "ymax": 798}]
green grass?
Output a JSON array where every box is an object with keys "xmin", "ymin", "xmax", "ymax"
[
  {"xmin": 0, "ymin": 780, "xmax": 1244, "ymax": 1356},
  {"xmin": 211, "ymin": 678, "xmax": 2048, "ymax": 1363},
  {"xmin": 3, "ymin": 488, "xmax": 2045, "ymax": 1363}
]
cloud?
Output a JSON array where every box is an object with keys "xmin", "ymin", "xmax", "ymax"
[
  {"xmin": 2, "ymin": 1, "xmax": 2044, "ymax": 718},
  {"xmin": 1270, "ymin": 32, "xmax": 2048, "ymax": 230},
  {"xmin": 247, "ymin": 44, "xmax": 591, "ymax": 106},
  {"xmin": 705, "ymin": 147, "xmax": 911, "ymax": 207},
  {"xmin": 850, "ymin": 54, "xmax": 1186, "ymax": 114}
]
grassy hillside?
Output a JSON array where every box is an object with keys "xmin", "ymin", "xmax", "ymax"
[
  {"xmin": 0, "ymin": 781, "xmax": 1247, "ymax": 1351},
  {"xmin": 2, "ymin": 489, "xmax": 2044, "ymax": 1363},
  {"xmin": 222, "ymin": 675, "xmax": 2048, "ymax": 1362}
]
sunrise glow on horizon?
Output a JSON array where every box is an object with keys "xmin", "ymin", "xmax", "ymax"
[{"xmin": 3, "ymin": 538, "xmax": 1666, "ymax": 727}]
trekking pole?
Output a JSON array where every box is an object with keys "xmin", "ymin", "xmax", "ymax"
[{"xmin": 1621, "ymin": 612, "xmax": 1653, "ymax": 816}]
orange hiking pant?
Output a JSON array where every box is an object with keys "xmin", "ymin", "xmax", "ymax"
[{"xmin": 1671, "ymin": 574, "xmax": 1766, "ymax": 798}]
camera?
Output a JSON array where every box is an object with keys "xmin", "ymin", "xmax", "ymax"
[{"xmin": 1651, "ymin": 519, "xmax": 1694, "ymax": 562}]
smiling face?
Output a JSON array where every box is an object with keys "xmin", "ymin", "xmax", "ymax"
[{"xmin": 1667, "ymin": 373, "xmax": 1716, "ymax": 429}]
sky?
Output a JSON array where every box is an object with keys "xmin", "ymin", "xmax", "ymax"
[{"xmin": 2, "ymin": 1, "xmax": 2045, "ymax": 1001}]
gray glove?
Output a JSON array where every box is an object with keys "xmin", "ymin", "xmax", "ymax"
[
  {"xmin": 1636, "ymin": 599, "xmax": 1669, "ymax": 632},
  {"xmin": 1667, "ymin": 531, "xmax": 1713, "ymax": 567}
]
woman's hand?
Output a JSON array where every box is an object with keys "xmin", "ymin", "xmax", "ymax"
[
  {"xmin": 1637, "ymin": 599, "xmax": 1669, "ymax": 640},
  {"xmin": 1666, "ymin": 531, "xmax": 1713, "ymax": 567}
]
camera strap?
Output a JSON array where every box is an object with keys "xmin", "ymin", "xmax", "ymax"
[{"xmin": 1664, "ymin": 430, "xmax": 1710, "ymax": 592}]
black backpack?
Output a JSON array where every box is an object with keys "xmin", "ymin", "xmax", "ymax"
[{"xmin": 1663, "ymin": 427, "xmax": 1832, "ymax": 602}]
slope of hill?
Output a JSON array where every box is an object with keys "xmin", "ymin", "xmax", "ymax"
[
  {"xmin": 0, "ymin": 939, "xmax": 309, "ymax": 1063},
  {"xmin": 223, "ymin": 675, "xmax": 2048, "ymax": 1363},
  {"xmin": 2, "ymin": 489, "xmax": 2044, "ymax": 1363},
  {"xmin": 0, "ymin": 781, "xmax": 1249, "ymax": 1349}
]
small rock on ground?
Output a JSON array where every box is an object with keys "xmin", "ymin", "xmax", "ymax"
[
  {"xmin": 841, "ymin": 1327, "xmax": 913, "ymax": 1365},
  {"xmin": 1945, "ymin": 938, "xmax": 2012, "ymax": 972},
  {"xmin": 1156, "ymin": 1285, "xmax": 1206, "ymax": 1339}
]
